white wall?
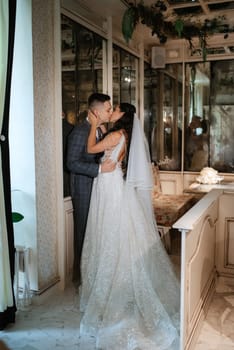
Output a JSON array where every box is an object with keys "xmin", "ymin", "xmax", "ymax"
[
  {"xmin": 32, "ymin": 0, "xmax": 63, "ymax": 291},
  {"xmin": 10, "ymin": 0, "xmax": 64, "ymax": 292},
  {"xmin": 9, "ymin": 0, "xmax": 38, "ymax": 290}
]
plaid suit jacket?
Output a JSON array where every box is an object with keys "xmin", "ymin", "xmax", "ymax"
[{"xmin": 66, "ymin": 119, "xmax": 103, "ymax": 200}]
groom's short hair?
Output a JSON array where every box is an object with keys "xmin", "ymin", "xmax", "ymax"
[{"xmin": 88, "ymin": 93, "xmax": 110, "ymax": 109}]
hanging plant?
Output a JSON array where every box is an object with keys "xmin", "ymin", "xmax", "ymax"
[
  {"xmin": 122, "ymin": 1, "xmax": 233, "ymax": 61},
  {"xmin": 122, "ymin": 5, "xmax": 139, "ymax": 43},
  {"xmin": 12, "ymin": 212, "xmax": 24, "ymax": 223}
]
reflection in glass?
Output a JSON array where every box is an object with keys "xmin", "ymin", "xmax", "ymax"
[
  {"xmin": 148, "ymin": 60, "xmax": 234, "ymax": 174},
  {"xmin": 113, "ymin": 45, "xmax": 138, "ymax": 107},
  {"xmin": 184, "ymin": 62, "xmax": 210, "ymax": 171},
  {"xmin": 210, "ymin": 60, "xmax": 234, "ymax": 172},
  {"xmin": 184, "ymin": 60, "xmax": 234, "ymax": 173},
  {"xmin": 144, "ymin": 62, "xmax": 157, "ymax": 160},
  {"xmin": 163, "ymin": 67, "xmax": 182, "ymax": 170},
  {"xmin": 146, "ymin": 64, "xmax": 182, "ymax": 170},
  {"xmin": 61, "ymin": 15, "xmax": 105, "ymax": 124},
  {"xmin": 61, "ymin": 15, "xmax": 105, "ymax": 196}
]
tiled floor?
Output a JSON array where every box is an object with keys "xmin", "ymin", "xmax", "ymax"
[
  {"xmin": 0, "ymin": 285, "xmax": 81, "ymax": 350},
  {"xmin": 1, "ymin": 282, "xmax": 234, "ymax": 350},
  {"xmin": 1, "ymin": 235, "xmax": 234, "ymax": 350},
  {"xmin": 194, "ymin": 282, "xmax": 234, "ymax": 350}
]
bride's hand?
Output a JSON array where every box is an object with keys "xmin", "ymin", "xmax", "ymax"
[{"xmin": 88, "ymin": 110, "xmax": 98, "ymax": 127}]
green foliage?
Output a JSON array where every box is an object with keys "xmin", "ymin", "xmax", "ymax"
[
  {"xmin": 122, "ymin": 6, "xmax": 139, "ymax": 43},
  {"xmin": 174, "ymin": 19, "xmax": 184, "ymax": 38},
  {"xmin": 122, "ymin": 2, "xmax": 233, "ymax": 61},
  {"xmin": 12, "ymin": 212, "xmax": 24, "ymax": 223}
]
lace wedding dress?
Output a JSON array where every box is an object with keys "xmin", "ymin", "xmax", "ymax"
[{"xmin": 79, "ymin": 133, "xmax": 180, "ymax": 350}]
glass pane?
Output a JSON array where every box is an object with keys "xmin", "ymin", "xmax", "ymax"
[
  {"xmin": 61, "ymin": 15, "xmax": 105, "ymax": 124},
  {"xmin": 163, "ymin": 74, "xmax": 174, "ymax": 160},
  {"xmin": 113, "ymin": 46, "xmax": 120, "ymax": 106},
  {"xmin": 61, "ymin": 15, "xmax": 106, "ymax": 197},
  {"xmin": 113, "ymin": 45, "xmax": 138, "ymax": 107},
  {"xmin": 61, "ymin": 16, "xmax": 76, "ymax": 123},
  {"xmin": 147, "ymin": 60, "xmax": 234, "ymax": 173},
  {"xmin": 160, "ymin": 65, "xmax": 182, "ymax": 170},
  {"xmin": 151, "ymin": 64, "xmax": 182, "ymax": 170},
  {"xmin": 184, "ymin": 62, "xmax": 210, "ymax": 171},
  {"xmin": 210, "ymin": 60, "xmax": 234, "ymax": 172},
  {"xmin": 144, "ymin": 62, "xmax": 155, "ymax": 159},
  {"xmin": 164, "ymin": 65, "xmax": 183, "ymax": 170},
  {"xmin": 120, "ymin": 50, "xmax": 137, "ymax": 105},
  {"xmin": 147, "ymin": 64, "xmax": 182, "ymax": 170},
  {"xmin": 144, "ymin": 66, "xmax": 159, "ymax": 162}
]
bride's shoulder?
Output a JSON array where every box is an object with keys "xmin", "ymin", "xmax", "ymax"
[{"xmin": 107, "ymin": 129, "xmax": 124, "ymax": 142}]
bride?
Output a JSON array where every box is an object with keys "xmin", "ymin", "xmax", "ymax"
[{"xmin": 79, "ymin": 103, "xmax": 180, "ymax": 350}]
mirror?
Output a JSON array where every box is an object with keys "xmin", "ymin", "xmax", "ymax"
[
  {"xmin": 184, "ymin": 62, "xmax": 210, "ymax": 171},
  {"xmin": 185, "ymin": 60, "xmax": 234, "ymax": 172},
  {"xmin": 144, "ymin": 63, "xmax": 182, "ymax": 170},
  {"xmin": 113, "ymin": 45, "xmax": 138, "ymax": 107}
]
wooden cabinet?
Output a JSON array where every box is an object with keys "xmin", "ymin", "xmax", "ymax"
[
  {"xmin": 217, "ymin": 191, "xmax": 234, "ymax": 277},
  {"xmin": 173, "ymin": 187, "xmax": 234, "ymax": 349}
]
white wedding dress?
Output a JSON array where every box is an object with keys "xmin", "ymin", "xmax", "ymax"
[{"xmin": 79, "ymin": 132, "xmax": 180, "ymax": 350}]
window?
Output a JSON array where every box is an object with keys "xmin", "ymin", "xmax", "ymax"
[
  {"xmin": 147, "ymin": 60, "xmax": 234, "ymax": 173},
  {"xmin": 185, "ymin": 60, "xmax": 234, "ymax": 173},
  {"xmin": 209, "ymin": 60, "xmax": 234, "ymax": 172},
  {"xmin": 144, "ymin": 62, "xmax": 158, "ymax": 161},
  {"xmin": 145, "ymin": 63, "xmax": 182, "ymax": 170},
  {"xmin": 61, "ymin": 15, "xmax": 106, "ymax": 196},
  {"xmin": 113, "ymin": 45, "xmax": 138, "ymax": 108},
  {"xmin": 184, "ymin": 62, "xmax": 210, "ymax": 171},
  {"xmin": 61, "ymin": 15, "xmax": 105, "ymax": 124}
]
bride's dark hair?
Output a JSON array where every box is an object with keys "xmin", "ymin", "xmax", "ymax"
[
  {"xmin": 110, "ymin": 102, "xmax": 136, "ymax": 177},
  {"xmin": 114, "ymin": 103, "xmax": 135, "ymax": 136}
]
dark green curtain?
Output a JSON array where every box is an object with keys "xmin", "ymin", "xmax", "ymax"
[{"xmin": 0, "ymin": 0, "xmax": 17, "ymax": 330}]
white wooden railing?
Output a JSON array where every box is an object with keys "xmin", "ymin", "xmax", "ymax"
[{"xmin": 173, "ymin": 188, "xmax": 234, "ymax": 349}]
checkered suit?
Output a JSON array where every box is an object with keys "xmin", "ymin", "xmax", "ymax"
[{"xmin": 66, "ymin": 119, "xmax": 103, "ymax": 284}]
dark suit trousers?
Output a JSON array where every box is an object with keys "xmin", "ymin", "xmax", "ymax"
[{"xmin": 72, "ymin": 189, "xmax": 92, "ymax": 285}]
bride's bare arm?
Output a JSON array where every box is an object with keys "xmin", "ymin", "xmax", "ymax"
[{"xmin": 87, "ymin": 112, "xmax": 123, "ymax": 153}]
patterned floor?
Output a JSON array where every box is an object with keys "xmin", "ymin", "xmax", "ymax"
[
  {"xmin": 194, "ymin": 281, "xmax": 234, "ymax": 350},
  {"xmin": 1, "ymin": 282, "xmax": 234, "ymax": 350},
  {"xmin": 1, "ymin": 232, "xmax": 234, "ymax": 350}
]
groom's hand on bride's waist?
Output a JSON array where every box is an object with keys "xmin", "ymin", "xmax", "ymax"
[{"xmin": 101, "ymin": 159, "xmax": 116, "ymax": 173}]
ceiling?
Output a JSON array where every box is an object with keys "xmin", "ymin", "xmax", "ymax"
[
  {"xmin": 74, "ymin": 0, "xmax": 234, "ymax": 18},
  {"xmin": 122, "ymin": 0, "xmax": 234, "ymax": 21},
  {"xmin": 64, "ymin": 0, "xmax": 234, "ymax": 56}
]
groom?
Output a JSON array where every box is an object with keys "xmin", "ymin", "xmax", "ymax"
[{"xmin": 66, "ymin": 93, "xmax": 115, "ymax": 286}]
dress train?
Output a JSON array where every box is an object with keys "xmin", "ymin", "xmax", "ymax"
[{"xmin": 79, "ymin": 158, "xmax": 180, "ymax": 349}]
